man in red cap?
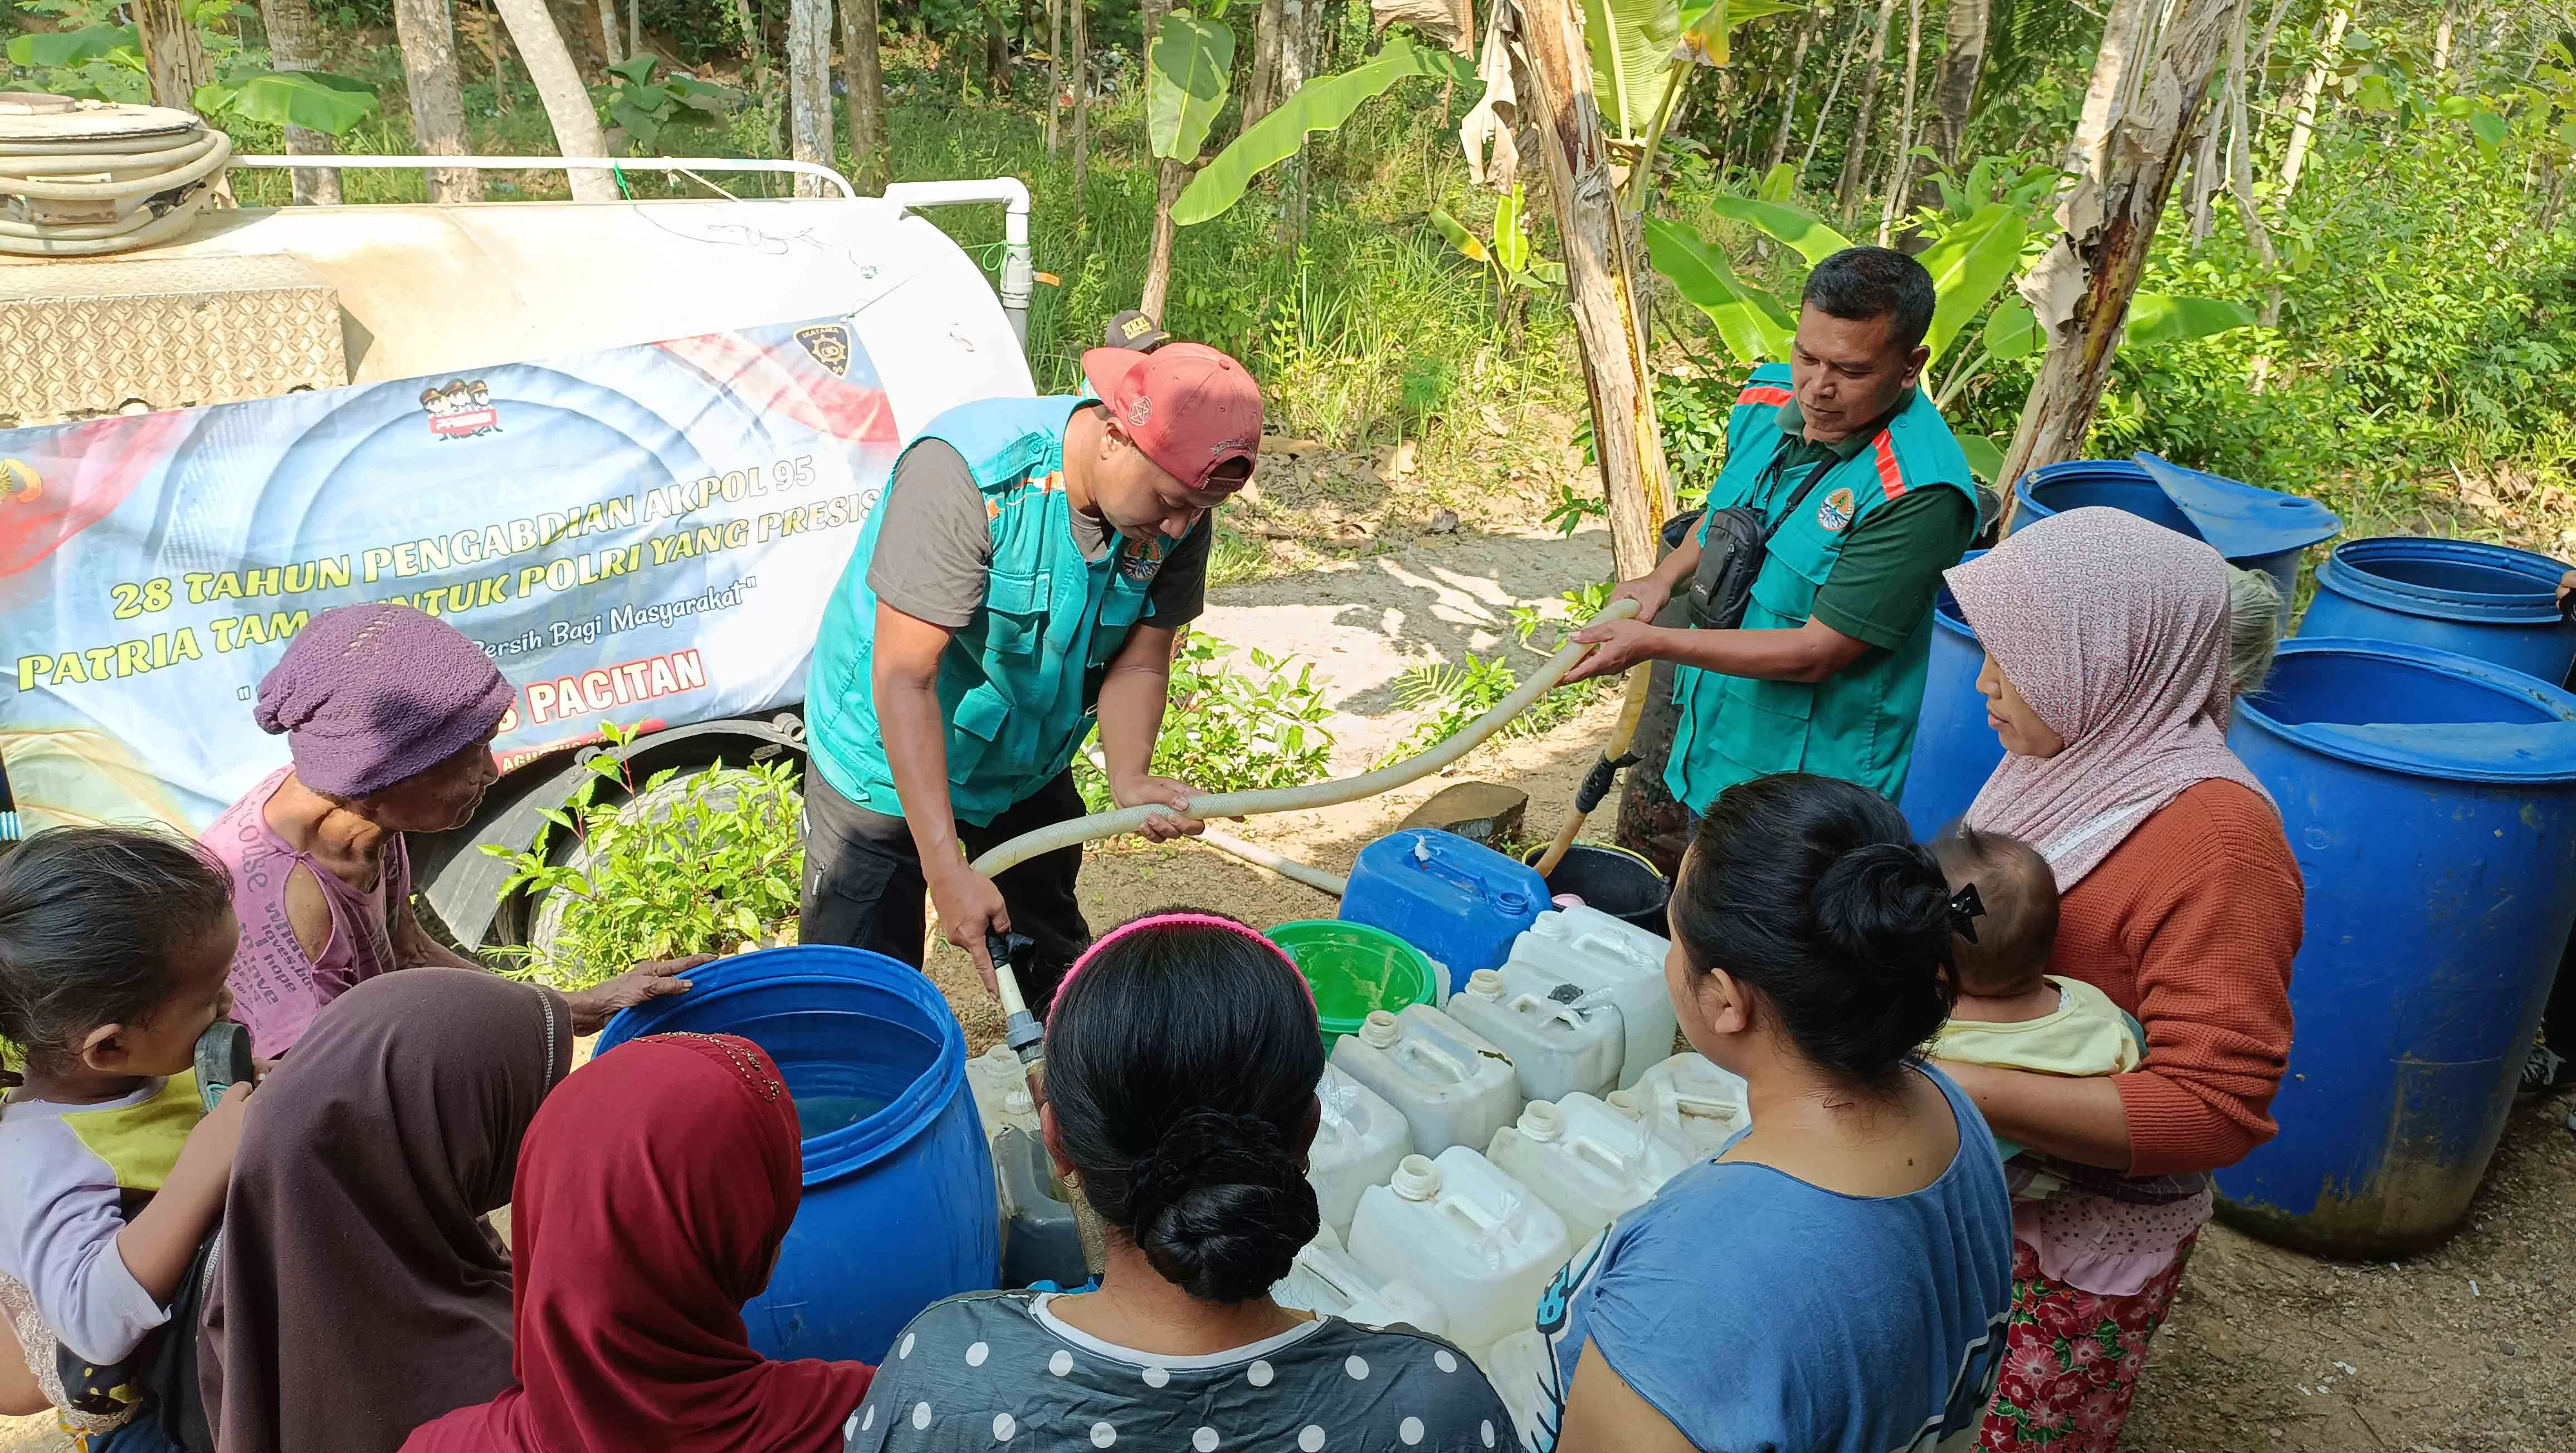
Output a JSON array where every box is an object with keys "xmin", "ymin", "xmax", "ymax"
[{"xmin": 802, "ymin": 341, "xmax": 1262, "ymax": 1010}]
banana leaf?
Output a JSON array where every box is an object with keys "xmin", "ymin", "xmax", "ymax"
[
  {"xmin": 2124, "ymin": 294, "xmax": 2260, "ymax": 347},
  {"xmin": 1148, "ymin": 13, "xmax": 1235, "ymax": 163},
  {"xmin": 194, "ymin": 70, "xmax": 378, "ymax": 136},
  {"xmin": 1583, "ymin": 0, "xmax": 1681, "ymax": 138},
  {"xmin": 1981, "ymin": 297, "xmax": 2039, "ymax": 360},
  {"xmin": 1493, "ymin": 185, "xmax": 1529, "ymax": 275},
  {"xmin": 1175, "ymin": 36, "xmax": 1470, "ymax": 225},
  {"xmin": 1428, "ymin": 206, "xmax": 1491, "ymax": 262},
  {"xmin": 1644, "ymin": 216, "xmax": 1793, "ymax": 364},
  {"xmin": 7, "ymin": 23, "xmax": 133, "ymax": 67},
  {"xmin": 1915, "ymin": 202, "xmax": 2025, "ymax": 363},
  {"xmin": 1676, "ymin": 0, "xmax": 1802, "ymax": 67},
  {"xmin": 1705, "ymin": 192, "xmax": 1852, "ymax": 265}
]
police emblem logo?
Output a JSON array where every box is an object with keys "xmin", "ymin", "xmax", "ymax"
[
  {"xmin": 796, "ymin": 324, "xmax": 853, "ymax": 378},
  {"xmin": 1817, "ymin": 486, "xmax": 1857, "ymax": 532}
]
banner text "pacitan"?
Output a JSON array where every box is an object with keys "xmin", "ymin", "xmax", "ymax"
[{"xmin": 523, "ymin": 648, "xmax": 708, "ymax": 726}]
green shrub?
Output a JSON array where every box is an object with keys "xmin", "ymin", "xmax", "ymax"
[
  {"xmin": 484, "ymin": 724, "xmax": 803, "ymax": 989},
  {"xmin": 1074, "ymin": 635, "xmax": 1336, "ymax": 810}
]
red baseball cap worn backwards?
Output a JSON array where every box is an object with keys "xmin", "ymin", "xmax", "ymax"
[{"xmin": 1081, "ymin": 342, "xmax": 1263, "ymax": 495}]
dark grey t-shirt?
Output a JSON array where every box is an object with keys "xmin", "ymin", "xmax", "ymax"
[
  {"xmin": 844, "ymin": 1290, "xmax": 1513, "ymax": 1452},
  {"xmin": 865, "ymin": 438, "xmax": 1212, "ymax": 631}
]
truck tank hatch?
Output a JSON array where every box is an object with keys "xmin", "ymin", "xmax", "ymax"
[{"xmin": 0, "ymin": 253, "xmax": 348, "ymax": 427}]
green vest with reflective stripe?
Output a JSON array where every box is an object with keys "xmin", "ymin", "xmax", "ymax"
[
  {"xmin": 806, "ymin": 396, "xmax": 1165, "ymax": 827},
  {"xmin": 1664, "ymin": 364, "xmax": 1979, "ymax": 813}
]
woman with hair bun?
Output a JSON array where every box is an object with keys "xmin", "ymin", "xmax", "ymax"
[
  {"xmin": 846, "ymin": 911, "xmax": 1511, "ymax": 1452},
  {"xmin": 1535, "ymin": 773, "xmax": 2014, "ymax": 1453}
]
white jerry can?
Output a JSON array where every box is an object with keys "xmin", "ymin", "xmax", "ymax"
[
  {"xmin": 1486, "ymin": 1094, "xmax": 1690, "ymax": 1249},
  {"xmin": 1329, "ymin": 1005, "xmax": 1524, "ymax": 1158},
  {"xmin": 1306, "ymin": 1063, "xmax": 1414, "ymax": 1240},
  {"xmin": 1348, "ymin": 1148, "xmax": 1571, "ymax": 1357},
  {"xmin": 1443, "ymin": 964, "xmax": 1626, "ymax": 1104},
  {"xmin": 1271, "ymin": 1223, "xmax": 1451, "ymax": 1337},
  {"xmin": 1504, "ymin": 905, "xmax": 1677, "ymax": 1090}
]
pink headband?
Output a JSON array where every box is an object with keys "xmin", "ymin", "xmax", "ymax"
[{"xmin": 1056, "ymin": 911, "xmax": 1316, "ymax": 1013}]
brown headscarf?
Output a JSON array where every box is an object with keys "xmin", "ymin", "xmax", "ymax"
[
  {"xmin": 199, "ymin": 967, "xmax": 572, "ymax": 1453},
  {"xmin": 1950, "ymin": 506, "xmax": 2274, "ymax": 888}
]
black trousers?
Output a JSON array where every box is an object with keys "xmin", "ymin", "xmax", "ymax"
[{"xmin": 800, "ymin": 765, "xmax": 1092, "ymax": 1016}]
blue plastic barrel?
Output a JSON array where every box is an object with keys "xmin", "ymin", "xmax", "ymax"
[
  {"xmin": 597, "ymin": 945, "xmax": 998, "ymax": 1359},
  {"xmin": 2214, "ymin": 638, "xmax": 2576, "ymax": 1256},
  {"xmin": 2301, "ymin": 536, "xmax": 2576, "ymax": 685},
  {"xmin": 1897, "ymin": 550, "xmax": 2002, "ymax": 838},
  {"xmin": 2014, "ymin": 456, "xmax": 2339, "ymax": 603},
  {"xmin": 1340, "ymin": 828, "xmax": 1545, "ymax": 993}
]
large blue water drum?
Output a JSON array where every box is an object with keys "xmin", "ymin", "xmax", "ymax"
[
  {"xmin": 1898, "ymin": 551, "xmax": 2003, "ymax": 838},
  {"xmin": 2215, "ymin": 638, "xmax": 2576, "ymax": 1256},
  {"xmin": 2013, "ymin": 457, "xmax": 2336, "ymax": 603},
  {"xmin": 2301, "ymin": 537, "xmax": 2576, "ymax": 685},
  {"xmin": 598, "ymin": 945, "xmax": 999, "ymax": 1359}
]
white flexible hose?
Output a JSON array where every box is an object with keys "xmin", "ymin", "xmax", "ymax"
[
  {"xmin": 0, "ymin": 124, "xmax": 232, "ymax": 257},
  {"xmin": 1196, "ymin": 830, "xmax": 1350, "ymax": 896},
  {"xmin": 969, "ymin": 598, "xmax": 1640, "ymax": 879}
]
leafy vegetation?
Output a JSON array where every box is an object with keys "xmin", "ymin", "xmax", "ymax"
[
  {"xmin": 483, "ymin": 723, "xmax": 803, "ymax": 988},
  {"xmin": 1072, "ymin": 635, "xmax": 1335, "ymax": 810}
]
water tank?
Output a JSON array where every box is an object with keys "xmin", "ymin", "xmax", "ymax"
[
  {"xmin": 597, "ymin": 945, "xmax": 999, "ymax": 1359},
  {"xmin": 1897, "ymin": 549, "xmax": 1997, "ymax": 838},
  {"xmin": 2301, "ymin": 536, "xmax": 2576, "ymax": 686},
  {"xmin": 2215, "ymin": 638, "xmax": 2576, "ymax": 1255}
]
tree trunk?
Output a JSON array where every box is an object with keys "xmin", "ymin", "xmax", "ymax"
[
  {"xmin": 841, "ymin": 0, "xmax": 890, "ymax": 191},
  {"xmin": 1833, "ymin": 0, "xmax": 1899, "ymax": 219},
  {"xmin": 1044, "ymin": 0, "xmax": 1063, "ymax": 152},
  {"xmin": 1798, "ymin": 8, "xmax": 1861, "ymax": 180},
  {"xmin": 627, "ymin": 0, "xmax": 639, "ymax": 61},
  {"xmin": 1877, "ymin": 0, "xmax": 1923, "ymax": 243},
  {"xmin": 783, "ymin": 0, "xmax": 834, "ymax": 193},
  {"xmin": 1140, "ymin": 0, "xmax": 1180, "ymax": 314},
  {"xmin": 2432, "ymin": 2, "xmax": 2455, "ymax": 75},
  {"xmin": 2223, "ymin": 0, "xmax": 2280, "ymax": 328},
  {"xmin": 729, "ymin": 0, "xmax": 767, "ymax": 89},
  {"xmin": 1277, "ymin": 0, "xmax": 1314, "ymax": 240},
  {"xmin": 2066, "ymin": 0, "xmax": 2155, "ymax": 181},
  {"xmin": 491, "ymin": 0, "xmax": 614, "ymax": 198},
  {"xmin": 1070, "ymin": 0, "xmax": 1090, "ymax": 211},
  {"xmin": 1923, "ymin": 0, "xmax": 1988, "ymax": 173},
  {"xmin": 260, "ymin": 0, "xmax": 343, "ymax": 204},
  {"xmin": 2000, "ymin": 0, "xmax": 2242, "ymax": 490},
  {"xmin": 593, "ymin": 0, "xmax": 622, "ymax": 64},
  {"xmin": 476, "ymin": 0, "xmax": 513, "ymax": 113},
  {"xmin": 133, "ymin": 0, "xmax": 215, "ymax": 111},
  {"xmin": 1244, "ymin": 0, "xmax": 1285, "ymax": 128},
  {"xmin": 987, "ymin": 4, "xmax": 1011, "ymax": 96},
  {"xmin": 393, "ymin": 0, "xmax": 486, "ymax": 201},
  {"xmin": 2276, "ymin": 6, "xmax": 2347, "ymax": 204},
  {"xmin": 1762, "ymin": 7, "xmax": 1819, "ymax": 175},
  {"xmin": 1513, "ymin": 0, "xmax": 1672, "ymax": 582}
]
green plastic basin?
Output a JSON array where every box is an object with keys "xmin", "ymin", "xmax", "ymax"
[{"xmin": 1266, "ymin": 919, "xmax": 1441, "ymax": 1049}]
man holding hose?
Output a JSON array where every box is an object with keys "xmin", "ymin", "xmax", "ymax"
[
  {"xmin": 801, "ymin": 342, "xmax": 1261, "ymax": 1011},
  {"xmin": 1563, "ymin": 247, "xmax": 1980, "ymax": 814}
]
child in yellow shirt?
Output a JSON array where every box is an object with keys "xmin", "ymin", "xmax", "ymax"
[{"xmin": 1929, "ymin": 826, "xmax": 2142, "ymax": 1196}]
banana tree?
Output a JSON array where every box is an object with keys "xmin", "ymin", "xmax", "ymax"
[
  {"xmin": 1603, "ymin": 0, "xmax": 1804, "ymax": 208},
  {"xmin": 1175, "ymin": 34, "xmax": 1472, "ymax": 225},
  {"xmin": 9, "ymin": 24, "xmax": 380, "ymax": 135},
  {"xmin": 1429, "ymin": 184, "xmax": 1568, "ymax": 330},
  {"xmin": 1142, "ymin": 4, "xmax": 1236, "ymax": 313},
  {"xmin": 1646, "ymin": 189, "xmax": 2259, "ymax": 480}
]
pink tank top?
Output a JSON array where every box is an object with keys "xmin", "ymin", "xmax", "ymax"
[{"xmin": 202, "ymin": 767, "xmax": 412, "ymax": 1057}]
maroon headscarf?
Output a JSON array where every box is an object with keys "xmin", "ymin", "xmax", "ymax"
[{"xmin": 401, "ymin": 1033, "xmax": 872, "ymax": 1453}]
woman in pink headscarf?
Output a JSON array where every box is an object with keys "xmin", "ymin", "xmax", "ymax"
[{"xmin": 1933, "ymin": 508, "xmax": 2302, "ymax": 1452}]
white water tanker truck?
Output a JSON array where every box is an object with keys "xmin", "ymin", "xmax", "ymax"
[{"xmin": 0, "ymin": 90, "xmax": 1041, "ymax": 954}]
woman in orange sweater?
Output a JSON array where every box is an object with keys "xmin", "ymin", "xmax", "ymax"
[{"xmin": 1935, "ymin": 508, "xmax": 2302, "ymax": 1452}]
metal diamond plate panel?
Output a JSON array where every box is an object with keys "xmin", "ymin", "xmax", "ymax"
[{"xmin": 0, "ymin": 254, "xmax": 347, "ymax": 426}]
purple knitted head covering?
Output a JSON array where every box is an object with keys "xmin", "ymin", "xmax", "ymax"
[{"xmin": 255, "ymin": 604, "xmax": 514, "ymax": 798}]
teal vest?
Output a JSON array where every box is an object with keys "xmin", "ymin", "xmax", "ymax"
[
  {"xmin": 1665, "ymin": 364, "xmax": 1979, "ymax": 813},
  {"xmin": 806, "ymin": 397, "xmax": 1164, "ymax": 827}
]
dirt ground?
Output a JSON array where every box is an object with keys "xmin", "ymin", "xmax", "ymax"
[{"xmin": 10, "ymin": 524, "xmax": 2574, "ymax": 1453}]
